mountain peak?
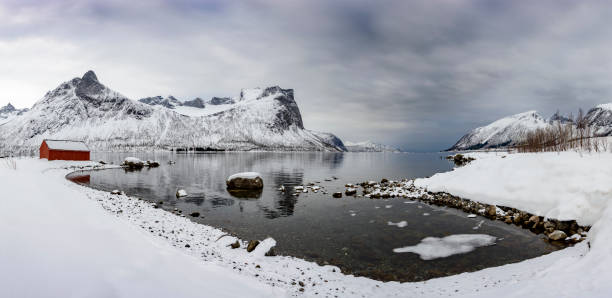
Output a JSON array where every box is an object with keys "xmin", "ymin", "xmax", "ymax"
[
  {"xmin": 0, "ymin": 103, "xmax": 16, "ymax": 113},
  {"xmin": 82, "ymin": 70, "xmax": 98, "ymax": 83}
]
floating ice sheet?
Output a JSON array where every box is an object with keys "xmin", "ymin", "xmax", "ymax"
[{"xmin": 393, "ymin": 234, "xmax": 496, "ymax": 260}]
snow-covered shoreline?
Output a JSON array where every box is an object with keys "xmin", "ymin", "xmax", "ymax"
[{"xmin": 2, "ymin": 154, "xmax": 612, "ymax": 297}]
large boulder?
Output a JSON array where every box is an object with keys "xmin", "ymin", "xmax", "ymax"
[{"xmin": 226, "ymin": 172, "xmax": 264, "ymax": 190}]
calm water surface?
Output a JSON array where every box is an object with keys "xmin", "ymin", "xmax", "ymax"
[{"xmin": 69, "ymin": 152, "xmax": 559, "ymax": 282}]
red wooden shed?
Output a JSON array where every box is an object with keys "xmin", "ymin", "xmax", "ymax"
[{"xmin": 40, "ymin": 139, "xmax": 90, "ymax": 161}]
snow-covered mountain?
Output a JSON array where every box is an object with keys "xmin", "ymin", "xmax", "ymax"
[
  {"xmin": 344, "ymin": 140, "xmax": 401, "ymax": 152},
  {"xmin": 448, "ymin": 111, "xmax": 551, "ymax": 151},
  {"xmin": 584, "ymin": 104, "xmax": 612, "ymax": 136},
  {"xmin": 0, "ymin": 103, "xmax": 28, "ymax": 125},
  {"xmin": 0, "ymin": 71, "xmax": 346, "ymax": 154}
]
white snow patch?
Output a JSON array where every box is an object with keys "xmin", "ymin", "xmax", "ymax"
[{"xmin": 393, "ymin": 234, "xmax": 496, "ymax": 260}]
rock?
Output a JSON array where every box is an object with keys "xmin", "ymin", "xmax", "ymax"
[
  {"xmin": 168, "ymin": 160, "xmax": 176, "ymax": 165},
  {"xmin": 99, "ymin": 161, "xmax": 106, "ymax": 165},
  {"xmin": 226, "ymin": 172, "xmax": 264, "ymax": 190},
  {"xmin": 485, "ymin": 205, "xmax": 497, "ymax": 218},
  {"xmin": 380, "ymin": 178, "xmax": 389, "ymax": 184},
  {"xmin": 176, "ymin": 189, "xmax": 188, "ymax": 197},
  {"xmin": 528, "ymin": 215, "xmax": 540, "ymax": 224},
  {"xmin": 123, "ymin": 157, "xmax": 144, "ymax": 169},
  {"xmin": 189, "ymin": 212, "xmax": 200, "ymax": 217},
  {"xmin": 265, "ymin": 247, "xmax": 276, "ymax": 256},
  {"xmin": 548, "ymin": 230, "xmax": 567, "ymax": 241},
  {"xmin": 148, "ymin": 161, "xmax": 160, "ymax": 167},
  {"xmin": 504, "ymin": 216, "xmax": 513, "ymax": 224},
  {"xmin": 185, "ymin": 244, "xmax": 190, "ymax": 248},
  {"xmin": 345, "ymin": 188, "xmax": 357, "ymax": 196},
  {"xmin": 452, "ymin": 154, "xmax": 475, "ymax": 166},
  {"xmin": 230, "ymin": 241, "xmax": 240, "ymax": 249},
  {"xmin": 247, "ymin": 240, "xmax": 260, "ymax": 252},
  {"xmin": 111, "ymin": 189, "xmax": 121, "ymax": 195},
  {"xmin": 299, "ymin": 281, "xmax": 305, "ymax": 287},
  {"xmin": 332, "ymin": 192, "xmax": 342, "ymax": 198},
  {"xmin": 543, "ymin": 221, "xmax": 555, "ymax": 229}
]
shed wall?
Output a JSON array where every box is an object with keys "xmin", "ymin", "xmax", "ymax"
[{"xmin": 48, "ymin": 150, "xmax": 90, "ymax": 161}]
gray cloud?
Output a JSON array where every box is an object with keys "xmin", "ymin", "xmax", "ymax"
[{"xmin": 2, "ymin": 0, "xmax": 612, "ymax": 151}]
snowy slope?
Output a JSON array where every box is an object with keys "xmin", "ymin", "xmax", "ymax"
[
  {"xmin": 0, "ymin": 103, "xmax": 28, "ymax": 125},
  {"xmin": 448, "ymin": 111, "xmax": 551, "ymax": 151},
  {"xmin": 344, "ymin": 140, "xmax": 400, "ymax": 152},
  {"xmin": 0, "ymin": 71, "xmax": 346, "ymax": 154}
]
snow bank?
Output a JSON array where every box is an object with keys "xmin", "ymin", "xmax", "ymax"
[
  {"xmin": 416, "ymin": 152, "xmax": 612, "ymax": 226},
  {"xmin": 0, "ymin": 158, "xmax": 281, "ymax": 298},
  {"xmin": 393, "ymin": 234, "xmax": 496, "ymax": 260},
  {"xmin": 414, "ymin": 151, "xmax": 612, "ymax": 297}
]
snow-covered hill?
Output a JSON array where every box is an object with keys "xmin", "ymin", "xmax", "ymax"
[
  {"xmin": 449, "ymin": 104, "xmax": 612, "ymax": 151},
  {"xmin": 448, "ymin": 111, "xmax": 551, "ymax": 151},
  {"xmin": 0, "ymin": 103, "xmax": 28, "ymax": 125},
  {"xmin": 344, "ymin": 140, "xmax": 400, "ymax": 152},
  {"xmin": 0, "ymin": 71, "xmax": 346, "ymax": 154}
]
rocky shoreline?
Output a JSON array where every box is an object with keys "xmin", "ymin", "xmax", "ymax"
[{"xmin": 333, "ymin": 177, "xmax": 589, "ymax": 246}]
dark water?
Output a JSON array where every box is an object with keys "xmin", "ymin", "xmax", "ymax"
[{"xmin": 68, "ymin": 152, "xmax": 558, "ymax": 282}]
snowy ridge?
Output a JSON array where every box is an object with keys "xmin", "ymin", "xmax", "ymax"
[
  {"xmin": 344, "ymin": 140, "xmax": 400, "ymax": 152},
  {"xmin": 0, "ymin": 71, "xmax": 346, "ymax": 154},
  {"xmin": 448, "ymin": 111, "xmax": 551, "ymax": 150}
]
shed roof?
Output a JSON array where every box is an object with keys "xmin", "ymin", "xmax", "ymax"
[{"xmin": 44, "ymin": 140, "xmax": 90, "ymax": 152}]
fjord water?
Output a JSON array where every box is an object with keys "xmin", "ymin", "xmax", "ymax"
[{"xmin": 71, "ymin": 152, "xmax": 558, "ymax": 282}]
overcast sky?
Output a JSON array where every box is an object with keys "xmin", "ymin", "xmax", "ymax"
[{"xmin": 2, "ymin": 0, "xmax": 612, "ymax": 151}]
